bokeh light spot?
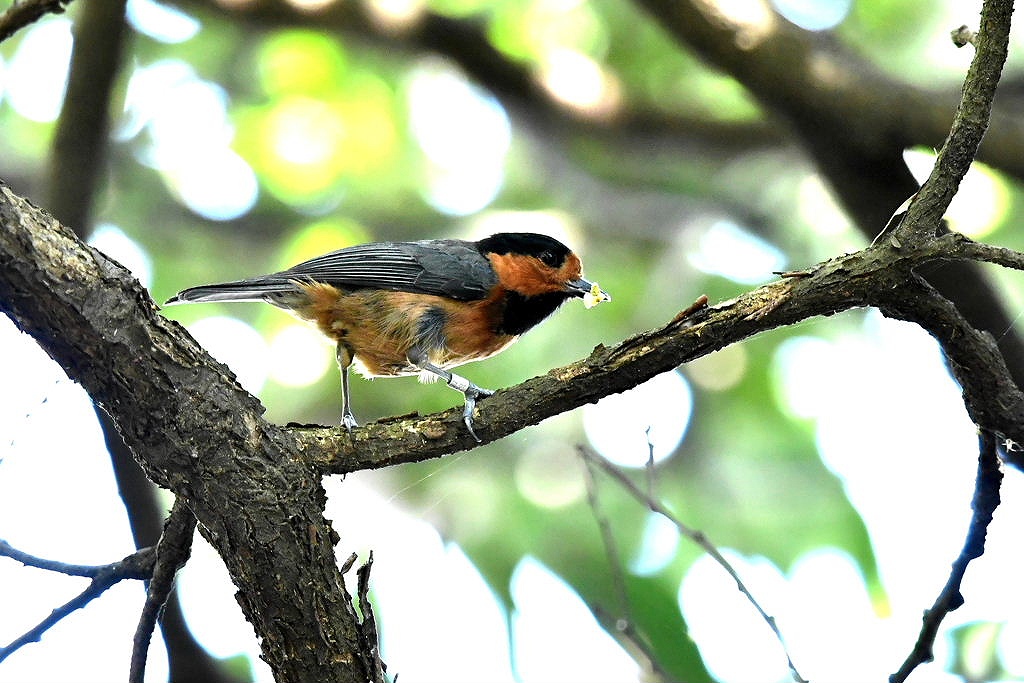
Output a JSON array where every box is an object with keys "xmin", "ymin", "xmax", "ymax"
[
  {"xmin": 511, "ymin": 557, "xmax": 639, "ymax": 681},
  {"xmin": 258, "ymin": 31, "xmax": 347, "ymax": 97},
  {"xmin": 268, "ymin": 324, "xmax": 331, "ymax": 387},
  {"xmin": 269, "ymin": 96, "xmax": 344, "ymax": 167},
  {"xmin": 124, "ymin": 62, "xmax": 258, "ymax": 220},
  {"xmin": 772, "ymin": 335, "xmax": 835, "ymax": 419},
  {"xmin": 685, "ymin": 344, "xmax": 748, "ymax": 392},
  {"xmin": 514, "ymin": 440, "xmax": 586, "ymax": 509},
  {"xmin": 424, "ymin": 163, "xmax": 505, "ymax": 216},
  {"xmin": 772, "ymin": 0, "xmax": 851, "ymax": 31},
  {"xmin": 538, "ymin": 48, "xmax": 621, "ymax": 118},
  {"xmin": 689, "ymin": 219, "xmax": 786, "ymax": 285},
  {"xmin": 407, "ymin": 61, "xmax": 510, "ymax": 214},
  {"xmin": 798, "ymin": 174, "xmax": 854, "ymax": 237},
  {"xmin": 630, "ymin": 512, "xmax": 680, "ymax": 576},
  {"xmin": 165, "ymin": 148, "xmax": 258, "ymax": 221},
  {"xmin": 5, "ymin": 19, "xmax": 72, "ymax": 122},
  {"xmin": 903, "ymin": 149, "xmax": 1008, "ymax": 237},
  {"xmin": 583, "ymin": 370, "xmax": 692, "ymax": 468},
  {"xmin": 126, "ymin": 0, "xmax": 200, "ymax": 43}
]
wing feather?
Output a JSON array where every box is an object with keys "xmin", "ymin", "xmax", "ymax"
[{"xmin": 167, "ymin": 239, "xmax": 497, "ymax": 305}]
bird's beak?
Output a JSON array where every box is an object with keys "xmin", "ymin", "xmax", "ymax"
[{"xmin": 565, "ymin": 278, "xmax": 611, "ymax": 309}]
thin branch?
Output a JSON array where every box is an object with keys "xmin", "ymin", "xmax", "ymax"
[
  {"xmin": 591, "ymin": 604, "xmax": 671, "ymax": 683},
  {"xmin": 581, "ymin": 452, "xmax": 632, "ymax": 624},
  {"xmin": 644, "ymin": 427, "xmax": 657, "ymax": 501},
  {"xmin": 889, "ymin": 430, "xmax": 1003, "ymax": 683},
  {"xmin": 580, "ymin": 448, "xmax": 673, "ymax": 682},
  {"xmin": 578, "ymin": 446, "xmax": 807, "ymax": 683},
  {"xmin": 0, "ymin": 546, "xmax": 155, "ymax": 663},
  {"xmin": 0, "ymin": 0, "xmax": 72, "ymax": 44},
  {"xmin": 129, "ymin": 499, "xmax": 198, "ymax": 683},
  {"xmin": 0, "ymin": 539, "xmax": 113, "ymax": 577},
  {"xmin": 898, "ymin": 0, "xmax": 1013, "ymax": 242}
]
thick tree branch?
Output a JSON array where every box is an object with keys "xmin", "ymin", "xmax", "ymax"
[
  {"xmin": 0, "ymin": 6, "xmax": 1019, "ymax": 673},
  {"xmin": 2, "ymin": 182, "xmax": 1023, "ymax": 682},
  {"xmin": 4, "ymin": 171, "xmax": 1024, "ymax": 677},
  {"xmin": 291, "ymin": 234, "xmax": 1024, "ymax": 475},
  {"xmin": 0, "ymin": 184, "xmax": 375, "ymax": 683},
  {"xmin": 41, "ymin": 2, "xmax": 224, "ymax": 678}
]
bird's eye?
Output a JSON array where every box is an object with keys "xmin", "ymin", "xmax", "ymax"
[{"xmin": 537, "ymin": 250, "xmax": 560, "ymax": 267}]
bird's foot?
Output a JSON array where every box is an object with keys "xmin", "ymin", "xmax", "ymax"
[
  {"xmin": 341, "ymin": 410, "xmax": 359, "ymax": 432},
  {"xmin": 461, "ymin": 385, "xmax": 494, "ymax": 443}
]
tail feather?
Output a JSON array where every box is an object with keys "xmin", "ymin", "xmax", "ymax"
[{"xmin": 165, "ymin": 279, "xmax": 297, "ymax": 305}]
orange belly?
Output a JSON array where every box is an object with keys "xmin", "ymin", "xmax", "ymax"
[{"xmin": 292, "ymin": 281, "xmax": 517, "ymax": 377}]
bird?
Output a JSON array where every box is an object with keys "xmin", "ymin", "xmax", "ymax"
[{"xmin": 165, "ymin": 232, "xmax": 610, "ymax": 441}]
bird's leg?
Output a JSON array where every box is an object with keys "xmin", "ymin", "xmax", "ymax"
[
  {"xmin": 407, "ymin": 347, "xmax": 492, "ymax": 442},
  {"xmin": 336, "ymin": 343, "xmax": 358, "ymax": 431}
]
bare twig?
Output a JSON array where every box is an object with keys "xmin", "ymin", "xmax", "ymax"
[
  {"xmin": 644, "ymin": 427, "xmax": 657, "ymax": 501},
  {"xmin": 889, "ymin": 431, "xmax": 1003, "ymax": 683},
  {"xmin": 591, "ymin": 604, "xmax": 670, "ymax": 683},
  {"xmin": 579, "ymin": 446, "xmax": 807, "ymax": 682},
  {"xmin": 581, "ymin": 445, "xmax": 672, "ymax": 682},
  {"xmin": 0, "ymin": 539, "xmax": 115, "ymax": 577},
  {"xmin": 0, "ymin": 0, "xmax": 72, "ymax": 44},
  {"xmin": 129, "ymin": 499, "xmax": 198, "ymax": 683},
  {"xmin": 581, "ymin": 452, "xmax": 632, "ymax": 624},
  {"xmin": 354, "ymin": 553, "xmax": 388, "ymax": 683},
  {"xmin": 0, "ymin": 545, "xmax": 155, "ymax": 663}
]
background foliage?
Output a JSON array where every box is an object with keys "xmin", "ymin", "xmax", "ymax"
[{"xmin": 2, "ymin": 0, "xmax": 1023, "ymax": 681}]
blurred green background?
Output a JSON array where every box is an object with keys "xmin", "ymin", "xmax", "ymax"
[{"xmin": 2, "ymin": 0, "xmax": 1024, "ymax": 681}]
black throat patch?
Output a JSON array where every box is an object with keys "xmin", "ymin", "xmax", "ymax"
[{"xmin": 497, "ymin": 290, "xmax": 573, "ymax": 335}]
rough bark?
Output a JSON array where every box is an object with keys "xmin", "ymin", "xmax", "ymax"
[{"xmin": 0, "ymin": 186, "xmax": 376, "ymax": 683}]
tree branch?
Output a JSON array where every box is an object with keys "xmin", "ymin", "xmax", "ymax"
[
  {"xmin": 0, "ymin": 182, "xmax": 375, "ymax": 683},
  {"xmin": 889, "ymin": 430, "xmax": 1004, "ymax": 682},
  {"xmin": 0, "ymin": 0, "xmax": 72, "ymax": 44},
  {"xmin": 580, "ymin": 445, "xmax": 807, "ymax": 683},
  {"xmin": 129, "ymin": 498, "xmax": 197, "ymax": 683},
  {"xmin": 0, "ymin": 0, "xmax": 1016, "ymax": 678},
  {"xmin": 0, "ymin": 545, "xmax": 155, "ymax": 663},
  {"xmin": 3, "ymin": 166, "xmax": 1024, "ymax": 676},
  {"xmin": 897, "ymin": 0, "xmax": 1013, "ymax": 243},
  {"xmin": 290, "ymin": 233, "xmax": 1024, "ymax": 475},
  {"xmin": 0, "ymin": 539, "xmax": 137, "ymax": 578}
]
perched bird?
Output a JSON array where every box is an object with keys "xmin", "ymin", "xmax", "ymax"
[{"xmin": 166, "ymin": 232, "xmax": 609, "ymax": 440}]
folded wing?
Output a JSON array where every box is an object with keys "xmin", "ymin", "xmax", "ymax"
[{"xmin": 166, "ymin": 239, "xmax": 498, "ymax": 305}]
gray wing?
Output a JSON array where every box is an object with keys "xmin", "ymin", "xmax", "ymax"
[{"xmin": 166, "ymin": 239, "xmax": 498, "ymax": 304}]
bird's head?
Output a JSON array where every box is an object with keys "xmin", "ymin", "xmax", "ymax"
[{"xmin": 478, "ymin": 232, "xmax": 610, "ymax": 307}]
